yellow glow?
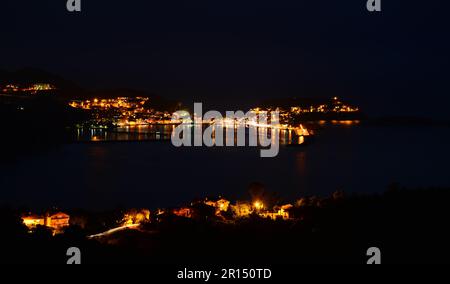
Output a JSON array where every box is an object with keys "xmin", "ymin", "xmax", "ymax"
[{"xmin": 253, "ymin": 201, "xmax": 264, "ymax": 211}]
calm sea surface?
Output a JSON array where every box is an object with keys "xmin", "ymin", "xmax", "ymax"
[{"xmin": 1, "ymin": 123, "xmax": 450, "ymax": 210}]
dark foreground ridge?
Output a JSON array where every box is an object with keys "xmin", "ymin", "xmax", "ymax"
[{"xmin": 1, "ymin": 186, "xmax": 449, "ymax": 264}]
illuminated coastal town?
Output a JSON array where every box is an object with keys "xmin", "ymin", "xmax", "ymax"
[
  {"xmin": 66, "ymin": 96, "xmax": 360, "ymax": 128},
  {"xmin": 0, "ymin": 80, "xmax": 365, "ymax": 147}
]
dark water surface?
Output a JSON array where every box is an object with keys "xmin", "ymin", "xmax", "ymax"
[{"xmin": 1, "ymin": 124, "xmax": 450, "ymax": 210}]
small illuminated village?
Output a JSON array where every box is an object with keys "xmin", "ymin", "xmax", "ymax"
[{"xmin": 20, "ymin": 193, "xmax": 341, "ymax": 239}]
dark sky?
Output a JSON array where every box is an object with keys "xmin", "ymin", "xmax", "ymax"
[{"xmin": 1, "ymin": 0, "xmax": 449, "ymax": 118}]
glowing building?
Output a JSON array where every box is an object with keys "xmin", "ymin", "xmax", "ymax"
[
  {"xmin": 22, "ymin": 212, "xmax": 70, "ymax": 233},
  {"xmin": 122, "ymin": 209, "xmax": 151, "ymax": 226}
]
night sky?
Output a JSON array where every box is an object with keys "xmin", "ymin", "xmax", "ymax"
[{"xmin": 1, "ymin": 0, "xmax": 449, "ymax": 118}]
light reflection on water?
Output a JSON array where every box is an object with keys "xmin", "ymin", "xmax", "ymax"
[
  {"xmin": 75, "ymin": 125, "xmax": 306, "ymax": 146},
  {"xmin": 76, "ymin": 125, "xmax": 174, "ymax": 142}
]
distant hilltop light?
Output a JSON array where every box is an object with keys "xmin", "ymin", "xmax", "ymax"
[
  {"xmin": 252, "ymin": 97, "xmax": 361, "ymax": 124},
  {"xmin": 1, "ymin": 83, "xmax": 56, "ymax": 95}
]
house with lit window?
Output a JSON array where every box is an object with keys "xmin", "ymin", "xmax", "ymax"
[
  {"xmin": 47, "ymin": 212, "xmax": 70, "ymax": 230},
  {"xmin": 173, "ymin": 208, "xmax": 193, "ymax": 218},
  {"xmin": 22, "ymin": 212, "xmax": 70, "ymax": 233},
  {"xmin": 22, "ymin": 214, "xmax": 46, "ymax": 228}
]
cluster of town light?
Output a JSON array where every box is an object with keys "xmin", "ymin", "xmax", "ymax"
[
  {"xmin": 250, "ymin": 97, "xmax": 360, "ymax": 123},
  {"xmin": 119, "ymin": 198, "xmax": 294, "ymax": 227},
  {"xmin": 69, "ymin": 97, "xmax": 174, "ymax": 126},
  {"xmin": 69, "ymin": 97, "xmax": 148, "ymax": 110},
  {"xmin": 1, "ymin": 83, "xmax": 55, "ymax": 94}
]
